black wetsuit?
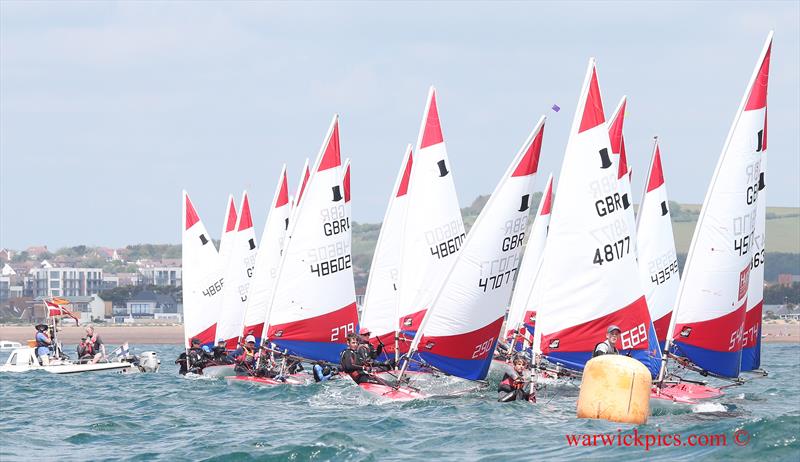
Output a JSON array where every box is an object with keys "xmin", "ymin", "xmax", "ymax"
[
  {"xmin": 498, "ymin": 371, "xmax": 534, "ymax": 402},
  {"xmin": 211, "ymin": 346, "xmax": 233, "ymax": 365},
  {"xmin": 340, "ymin": 348, "xmax": 380, "ymax": 384},
  {"xmin": 357, "ymin": 340, "xmax": 394, "ymax": 371},
  {"xmin": 175, "ymin": 347, "xmax": 207, "ymax": 375}
]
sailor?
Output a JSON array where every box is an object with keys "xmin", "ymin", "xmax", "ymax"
[
  {"xmin": 340, "ymin": 333, "xmax": 381, "ymax": 384},
  {"xmin": 312, "ymin": 362, "xmax": 337, "ymax": 382},
  {"xmin": 593, "ymin": 325, "xmax": 621, "ymax": 357},
  {"xmin": 211, "ymin": 338, "xmax": 233, "ymax": 364},
  {"xmin": 232, "ymin": 335, "xmax": 259, "ymax": 376},
  {"xmin": 175, "ymin": 338, "xmax": 208, "ymax": 375},
  {"xmin": 84, "ymin": 324, "xmax": 106, "ymax": 364},
  {"xmin": 498, "ymin": 355, "xmax": 535, "ymax": 402},
  {"xmin": 34, "ymin": 323, "xmax": 52, "ymax": 366},
  {"xmin": 356, "ymin": 328, "xmax": 394, "ymax": 371}
]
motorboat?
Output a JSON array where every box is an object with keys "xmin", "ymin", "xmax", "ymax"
[
  {"xmin": 0, "ymin": 340, "xmax": 22, "ymax": 351},
  {"xmin": 0, "ymin": 347, "xmax": 135, "ymax": 374}
]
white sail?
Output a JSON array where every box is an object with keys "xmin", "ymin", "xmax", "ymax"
[
  {"xmin": 529, "ymin": 59, "xmax": 661, "ymax": 377},
  {"xmin": 664, "ymin": 33, "xmax": 772, "ymax": 379},
  {"xmin": 505, "ymin": 173, "xmax": 554, "ymax": 346},
  {"xmin": 182, "ymin": 191, "xmax": 224, "ymax": 347},
  {"xmin": 636, "ymin": 140, "xmax": 680, "ymax": 346},
  {"xmin": 360, "ymin": 145, "xmax": 413, "ymax": 358},
  {"xmin": 215, "ymin": 192, "xmax": 258, "ymax": 349},
  {"xmin": 265, "ymin": 116, "xmax": 358, "ymax": 363},
  {"xmin": 607, "ymin": 96, "xmax": 637, "ymax": 255},
  {"xmin": 218, "ymin": 194, "xmax": 238, "ymax": 269},
  {"xmin": 407, "ymin": 118, "xmax": 545, "ymax": 381},
  {"xmin": 397, "ymin": 87, "xmax": 465, "ymax": 337},
  {"xmin": 742, "ymin": 149, "xmax": 766, "ymax": 371},
  {"xmin": 243, "ymin": 166, "xmax": 290, "ymax": 344}
]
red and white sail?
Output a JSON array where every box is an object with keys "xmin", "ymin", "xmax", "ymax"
[
  {"xmin": 636, "ymin": 141, "xmax": 679, "ymax": 346},
  {"xmin": 397, "ymin": 87, "xmax": 465, "ymax": 336},
  {"xmin": 265, "ymin": 116, "xmax": 358, "ymax": 363},
  {"xmin": 294, "ymin": 158, "xmax": 311, "ymax": 209},
  {"xmin": 182, "ymin": 191, "xmax": 224, "ymax": 347},
  {"xmin": 608, "ymin": 96, "xmax": 637, "ymax": 254},
  {"xmin": 242, "ymin": 166, "xmax": 291, "ymax": 344},
  {"xmin": 530, "ymin": 59, "xmax": 661, "ymax": 377},
  {"xmin": 407, "ymin": 118, "xmax": 545, "ymax": 381},
  {"xmin": 360, "ymin": 145, "xmax": 413, "ymax": 358},
  {"xmin": 218, "ymin": 194, "xmax": 238, "ymax": 268},
  {"xmin": 742, "ymin": 149, "xmax": 766, "ymax": 371},
  {"xmin": 505, "ymin": 173, "xmax": 554, "ymax": 345},
  {"xmin": 665, "ymin": 33, "xmax": 772, "ymax": 378},
  {"xmin": 216, "ymin": 192, "xmax": 258, "ymax": 349}
]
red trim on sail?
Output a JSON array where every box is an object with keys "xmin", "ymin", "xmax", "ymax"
[
  {"xmin": 267, "ymin": 302, "xmax": 358, "ymax": 343},
  {"xmin": 647, "ymin": 145, "xmax": 665, "ymax": 192},
  {"xmin": 512, "ymin": 125, "xmax": 544, "ymax": 177},
  {"xmin": 742, "ymin": 301, "xmax": 762, "ymax": 349},
  {"xmin": 225, "ymin": 199, "xmax": 238, "ymax": 233},
  {"xmin": 540, "ymin": 179, "xmax": 553, "ymax": 215},
  {"xmin": 418, "ymin": 316, "xmax": 504, "ymax": 360},
  {"xmin": 188, "ymin": 322, "xmax": 216, "ymax": 347},
  {"xmin": 608, "ymin": 99, "xmax": 626, "ymax": 154},
  {"xmin": 578, "ymin": 67, "xmax": 605, "ymax": 133},
  {"xmin": 297, "ymin": 166, "xmax": 310, "ymax": 205},
  {"xmin": 672, "ymin": 302, "xmax": 746, "ymax": 352},
  {"xmin": 399, "ymin": 308, "xmax": 427, "ymax": 332},
  {"xmin": 276, "ymin": 171, "xmax": 289, "ymax": 208},
  {"xmin": 318, "ymin": 120, "xmax": 341, "ymax": 172},
  {"xmin": 652, "ymin": 311, "xmax": 671, "ymax": 343},
  {"xmin": 541, "ymin": 296, "xmax": 652, "ymax": 353},
  {"xmin": 762, "ymin": 109, "xmax": 768, "ymax": 151},
  {"xmin": 617, "ymin": 137, "xmax": 628, "ymax": 180},
  {"xmin": 185, "ymin": 194, "xmax": 200, "ymax": 230},
  {"xmin": 745, "ymin": 43, "xmax": 771, "ymax": 111},
  {"xmin": 343, "ymin": 163, "xmax": 351, "ymax": 203},
  {"xmin": 242, "ymin": 322, "xmax": 264, "ymax": 342},
  {"xmin": 397, "ymin": 151, "xmax": 413, "ymax": 197},
  {"xmin": 420, "ymin": 91, "xmax": 444, "ymax": 148},
  {"xmin": 238, "ymin": 194, "xmax": 253, "ymax": 231}
]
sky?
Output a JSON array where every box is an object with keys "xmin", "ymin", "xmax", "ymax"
[{"xmin": 1, "ymin": 1, "xmax": 798, "ymax": 250}]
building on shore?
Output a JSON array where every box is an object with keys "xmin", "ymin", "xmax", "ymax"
[{"xmin": 25, "ymin": 267, "xmax": 103, "ymax": 298}]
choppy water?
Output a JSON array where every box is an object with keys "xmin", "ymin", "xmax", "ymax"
[{"xmin": 1, "ymin": 343, "xmax": 798, "ymax": 461}]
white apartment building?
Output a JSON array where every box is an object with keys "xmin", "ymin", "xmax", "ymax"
[
  {"xmin": 138, "ymin": 267, "xmax": 182, "ymax": 287},
  {"xmin": 27, "ymin": 267, "xmax": 103, "ymax": 298}
]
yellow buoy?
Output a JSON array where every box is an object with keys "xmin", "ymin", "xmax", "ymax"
[{"xmin": 576, "ymin": 355, "xmax": 650, "ymax": 424}]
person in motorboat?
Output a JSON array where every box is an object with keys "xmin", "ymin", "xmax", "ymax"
[
  {"xmin": 210, "ymin": 338, "xmax": 233, "ymax": 365},
  {"xmin": 175, "ymin": 338, "xmax": 209, "ymax": 375},
  {"xmin": 77, "ymin": 337, "xmax": 97, "ymax": 363},
  {"xmin": 356, "ymin": 328, "xmax": 395, "ymax": 371},
  {"xmin": 498, "ymin": 355, "xmax": 535, "ymax": 402},
  {"xmin": 592, "ymin": 325, "xmax": 621, "ymax": 357},
  {"xmin": 34, "ymin": 324, "xmax": 52, "ymax": 366},
  {"xmin": 312, "ymin": 362, "xmax": 337, "ymax": 382},
  {"xmin": 84, "ymin": 325, "xmax": 106, "ymax": 364},
  {"xmin": 340, "ymin": 333, "xmax": 384, "ymax": 385}
]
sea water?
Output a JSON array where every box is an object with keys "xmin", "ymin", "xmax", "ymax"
[{"xmin": 1, "ymin": 343, "xmax": 798, "ymax": 461}]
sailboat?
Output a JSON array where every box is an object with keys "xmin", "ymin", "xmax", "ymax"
[
  {"xmin": 360, "ymin": 145, "xmax": 413, "ymax": 362},
  {"xmin": 502, "ymin": 173, "xmax": 553, "ymax": 357},
  {"xmin": 396, "ymin": 87, "xmax": 466, "ymax": 341},
  {"xmin": 742, "ymin": 148, "xmax": 766, "ymax": 373},
  {"xmin": 636, "ymin": 140, "xmax": 680, "ymax": 348},
  {"xmin": 530, "ymin": 59, "xmax": 661, "ymax": 380},
  {"xmin": 608, "ymin": 96, "xmax": 637, "ymax": 254},
  {"xmin": 367, "ymin": 117, "xmax": 546, "ymax": 400},
  {"xmin": 261, "ymin": 115, "xmax": 358, "ymax": 364},
  {"xmin": 241, "ymin": 167, "xmax": 291, "ymax": 345},
  {"xmin": 182, "ymin": 191, "xmax": 224, "ymax": 348},
  {"xmin": 215, "ymin": 192, "xmax": 258, "ymax": 350},
  {"xmin": 658, "ymin": 33, "xmax": 772, "ymax": 389}
]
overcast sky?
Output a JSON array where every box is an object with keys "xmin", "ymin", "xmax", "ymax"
[{"xmin": 1, "ymin": 1, "xmax": 798, "ymax": 250}]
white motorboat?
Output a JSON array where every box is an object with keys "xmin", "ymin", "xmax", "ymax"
[
  {"xmin": 0, "ymin": 347, "xmax": 134, "ymax": 374},
  {"xmin": 0, "ymin": 340, "xmax": 22, "ymax": 351}
]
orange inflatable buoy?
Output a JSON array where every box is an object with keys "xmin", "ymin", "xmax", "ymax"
[{"xmin": 576, "ymin": 355, "xmax": 650, "ymax": 425}]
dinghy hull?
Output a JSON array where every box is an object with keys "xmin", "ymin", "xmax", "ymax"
[{"xmin": 358, "ymin": 383, "xmax": 427, "ymax": 401}]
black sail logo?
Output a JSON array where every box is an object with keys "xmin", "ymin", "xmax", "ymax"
[
  {"xmin": 331, "ymin": 185, "xmax": 343, "ymax": 202},
  {"xmin": 518, "ymin": 194, "xmax": 530, "ymax": 212},
  {"xmin": 598, "ymin": 148, "xmax": 612, "ymax": 169},
  {"xmin": 199, "ymin": 234, "xmax": 209, "ymax": 245},
  {"xmin": 437, "ymin": 159, "xmax": 450, "ymax": 177},
  {"xmin": 660, "ymin": 201, "xmax": 669, "ymax": 216}
]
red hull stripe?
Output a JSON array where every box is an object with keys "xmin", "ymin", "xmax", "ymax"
[
  {"xmin": 267, "ymin": 302, "xmax": 358, "ymax": 343},
  {"xmin": 276, "ymin": 170, "xmax": 290, "ymax": 207},
  {"xmin": 318, "ymin": 120, "xmax": 342, "ymax": 172},
  {"xmin": 185, "ymin": 194, "xmax": 200, "ymax": 230},
  {"xmin": 238, "ymin": 193, "xmax": 253, "ymax": 230},
  {"xmin": 672, "ymin": 302, "xmax": 747, "ymax": 352},
  {"xmin": 511, "ymin": 124, "xmax": 544, "ymax": 177},
  {"xmin": 418, "ymin": 316, "xmax": 504, "ymax": 360},
  {"xmin": 646, "ymin": 145, "xmax": 665, "ymax": 192},
  {"xmin": 578, "ymin": 67, "xmax": 605, "ymax": 133},
  {"xmin": 745, "ymin": 43, "xmax": 771, "ymax": 111},
  {"xmin": 189, "ymin": 322, "xmax": 216, "ymax": 347},
  {"xmin": 541, "ymin": 296, "xmax": 651, "ymax": 354},
  {"xmin": 397, "ymin": 151, "xmax": 413, "ymax": 197},
  {"xmin": 420, "ymin": 91, "xmax": 444, "ymax": 148}
]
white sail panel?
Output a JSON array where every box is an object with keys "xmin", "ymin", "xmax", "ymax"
[
  {"xmin": 218, "ymin": 194, "xmax": 238, "ymax": 270},
  {"xmin": 742, "ymin": 150, "xmax": 766, "ymax": 371},
  {"xmin": 182, "ymin": 191, "xmax": 223, "ymax": 347},
  {"xmin": 244, "ymin": 166, "xmax": 290, "ymax": 345},
  {"xmin": 608, "ymin": 96, "xmax": 637, "ymax": 255}
]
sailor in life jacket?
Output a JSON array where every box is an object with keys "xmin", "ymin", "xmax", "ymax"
[
  {"xmin": 34, "ymin": 324, "xmax": 52, "ymax": 366},
  {"xmin": 340, "ymin": 333, "xmax": 382, "ymax": 384},
  {"xmin": 498, "ymin": 355, "xmax": 535, "ymax": 402},
  {"xmin": 77, "ymin": 337, "xmax": 96, "ymax": 363},
  {"xmin": 356, "ymin": 327, "xmax": 395, "ymax": 371},
  {"xmin": 232, "ymin": 335, "xmax": 259, "ymax": 375},
  {"xmin": 592, "ymin": 325, "xmax": 621, "ymax": 357}
]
